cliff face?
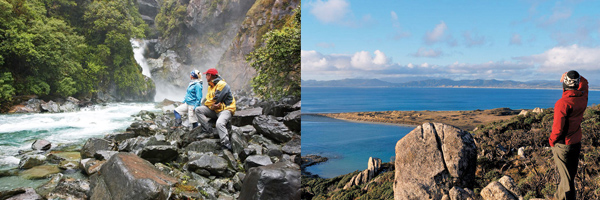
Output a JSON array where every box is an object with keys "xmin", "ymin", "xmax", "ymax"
[
  {"xmin": 142, "ymin": 0, "xmax": 299, "ymax": 100},
  {"xmin": 216, "ymin": 0, "xmax": 300, "ymax": 92}
]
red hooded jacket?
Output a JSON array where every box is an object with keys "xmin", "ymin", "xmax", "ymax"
[{"xmin": 549, "ymin": 76, "xmax": 588, "ymax": 147}]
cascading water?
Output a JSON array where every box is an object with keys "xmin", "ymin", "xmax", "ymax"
[{"xmin": 131, "ymin": 39, "xmax": 152, "ymax": 78}]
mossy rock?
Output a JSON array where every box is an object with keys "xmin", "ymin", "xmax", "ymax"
[
  {"xmin": 47, "ymin": 151, "xmax": 81, "ymax": 164},
  {"xmin": 21, "ymin": 165, "xmax": 60, "ymax": 180}
]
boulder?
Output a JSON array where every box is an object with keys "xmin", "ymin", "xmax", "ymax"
[
  {"xmin": 32, "ymin": 139, "xmax": 51, "ymax": 151},
  {"xmin": 19, "ymin": 155, "xmax": 47, "ymax": 169},
  {"xmin": 394, "ymin": 123, "xmax": 477, "ymax": 200},
  {"xmin": 187, "ymin": 154, "xmax": 229, "ymax": 177},
  {"xmin": 118, "ymin": 136, "xmax": 169, "ymax": 153},
  {"xmin": 81, "ymin": 138, "xmax": 115, "ymax": 159},
  {"xmin": 26, "ymin": 98, "xmax": 43, "ymax": 113},
  {"xmin": 239, "ymin": 161, "xmax": 301, "ymax": 200},
  {"xmin": 47, "ymin": 151, "xmax": 81, "ymax": 164},
  {"xmin": 449, "ymin": 186, "xmax": 476, "ymax": 200},
  {"xmin": 40, "ymin": 101, "xmax": 60, "ymax": 113},
  {"xmin": 80, "ymin": 158, "xmax": 106, "ymax": 175},
  {"xmin": 126, "ymin": 121, "xmax": 157, "ymax": 137},
  {"xmin": 244, "ymin": 155, "xmax": 273, "ymax": 170},
  {"xmin": 291, "ymin": 101, "xmax": 300, "ymax": 110},
  {"xmin": 185, "ymin": 139, "xmax": 221, "ymax": 154},
  {"xmin": 532, "ymin": 107, "xmax": 543, "ymax": 114},
  {"xmin": 231, "ymin": 130, "xmax": 248, "ymax": 156},
  {"xmin": 262, "ymin": 101, "xmax": 296, "ymax": 117},
  {"xmin": 283, "ymin": 110, "xmax": 301, "ymax": 132},
  {"xmin": 517, "ymin": 110, "xmax": 528, "ymax": 116},
  {"xmin": 480, "ymin": 181, "xmax": 518, "ymax": 200},
  {"xmin": 282, "ymin": 136, "xmax": 301, "ymax": 156},
  {"xmin": 367, "ymin": 157, "xmax": 381, "ymax": 179},
  {"xmin": 59, "ymin": 101, "xmax": 78, "ymax": 112},
  {"xmin": 21, "ymin": 165, "xmax": 61, "ymax": 180},
  {"xmin": 46, "ymin": 177, "xmax": 90, "ymax": 200},
  {"xmin": 266, "ymin": 144, "xmax": 283, "ymax": 158},
  {"xmin": 93, "ymin": 150, "xmax": 119, "ymax": 161},
  {"xmin": 0, "ymin": 187, "xmax": 43, "ymax": 200},
  {"xmin": 253, "ymin": 115, "xmax": 293, "ymax": 143},
  {"xmin": 110, "ymin": 131, "xmax": 137, "ymax": 142},
  {"xmin": 90, "ymin": 152, "xmax": 178, "ymax": 199},
  {"xmin": 231, "ymin": 107, "xmax": 263, "ymax": 126},
  {"xmin": 343, "ymin": 157, "xmax": 381, "ymax": 190},
  {"xmin": 138, "ymin": 145, "xmax": 179, "ymax": 164},
  {"xmin": 58, "ymin": 160, "xmax": 79, "ymax": 170}
]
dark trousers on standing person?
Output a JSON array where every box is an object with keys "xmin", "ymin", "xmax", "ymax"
[{"xmin": 552, "ymin": 142, "xmax": 581, "ymax": 200}]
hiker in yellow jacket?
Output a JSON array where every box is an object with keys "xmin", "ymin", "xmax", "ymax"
[{"xmin": 196, "ymin": 68, "xmax": 236, "ymax": 150}]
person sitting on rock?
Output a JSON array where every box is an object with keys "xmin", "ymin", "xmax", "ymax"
[
  {"xmin": 549, "ymin": 70, "xmax": 588, "ymax": 200},
  {"xmin": 172, "ymin": 70, "xmax": 203, "ymax": 129},
  {"xmin": 195, "ymin": 68, "xmax": 236, "ymax": 150}
]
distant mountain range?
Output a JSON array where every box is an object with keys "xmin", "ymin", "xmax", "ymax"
[{"xmin": 302, "ymin": 78, "xmax": 580, "ymax": 89}]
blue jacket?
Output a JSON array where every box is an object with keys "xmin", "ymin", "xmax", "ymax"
[{"xmin": 183, "ymin": 80, "xmax": 203, "ymax": 107}]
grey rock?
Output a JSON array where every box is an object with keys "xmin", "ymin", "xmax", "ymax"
[
  {"xmin": 89, "ymin": 152, "xmax": 178, "ymax": 199},
  {"xmin": 138, "ymin": 145, "xmax": 179, "ymax": 164},
  {"xmin": 253, "ymin": 115, "xmax": 293, "ymax": 143},
  {"xmin": 35, "ymin": 173, "xmax": 63, "ymax": 197},
  {"xmin": 40, "ymin": 101, "xmax": 60, "ymax": 113},
  {"xmin": 266, "ymin": 144, "xmax": 282, "ymax": 158},
  {"xmin": 231, "ymin": 130, "xmax": 248, "ymax": 156},
  {"xmin": 244, "ymin": 155, "xmax": 273, "ymax": 170},
  {"xmin": 394, "ymin": 123, "xmax": 477, "ymax": 200},
  {"xmin": 93, "ymin": 150, "xmax": 119, "ymax": 161},
  {"xmin": 282, "ymin": 136, "xmax": 301, "ymax": 155},
  {"xmin": 1, "ymin": 187, "xmax": 43, "ymax": 200},
  {"xmin": 31, "ymin": 139, "xmax": 51, "ymax": 151},
  {"xmin": 80, "ymin": 138, "xmax": 115, "ymax": 159},
  {"xmin": 231, "ymin": 107, "xmax": 263, "ymax": 126},
  {"xmin": 80, "ymin": 158, "xmax": 106, "ymax": 175},
  {"xmin": 19, "ymin": 155, "xmax": 46, "ymax": 169},
  {"xmin": 46, "ymin": 177, "xmax": 90, "ymax": 200},
  {"xmin": 283, "ymin": 110, "xmax": 301, "ymax": 132},
  {"xmin": 185, "ymin": 139, "xmax": 221, "ymax": 154},
  {"xmin": 187, "ymin": 154, "xmax": 229, "ymax": 177},
  {"xmin": 239, "ymin": 161, "xmax": 301, "ymax": 200},
  {"xmin": 59, "ymin": 101, "xmax": 78, "ymax": 112}
]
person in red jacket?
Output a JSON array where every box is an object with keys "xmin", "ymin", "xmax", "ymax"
[{"xmin": 549, "ymin": 70, "xmax": 588, "ymax": 200}]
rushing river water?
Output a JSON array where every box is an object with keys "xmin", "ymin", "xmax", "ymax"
[{"xmin": 0, "ymin": 103, "xmax": 158, "ymax": 170}]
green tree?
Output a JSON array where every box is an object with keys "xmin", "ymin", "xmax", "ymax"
[
  {"xmin": 0, "ymin": 72, "xmax": 16, "ymax": 110},
  {"xmin": 246, "ymin": 6, "xmax": 300, "ymax": 100}
]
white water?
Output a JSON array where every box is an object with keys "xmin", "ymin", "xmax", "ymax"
[
  {"xmin": 131, "ymin": 39, "xmax": 152, "ymax": 78},
  {"xmin": 0, "ymin": 103, "xmax": 157, "ymax": 168}
]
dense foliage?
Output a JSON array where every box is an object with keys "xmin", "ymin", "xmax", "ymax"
[
  {"xmin": 0, "ymin": 0, "xmax": 153, "ymax": 111},
  {"xmin": 246, "ymin": 6, "xmax": 300, "ymax": 101},
  {"xmin": 302, "ymin": 169, "xmax": 395, "ymax": 200}
]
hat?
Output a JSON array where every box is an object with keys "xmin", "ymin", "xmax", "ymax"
[
  {"xmin": 203, "ymin": 68, "xmax": 218, "ymax": 75},
  {"xmin": 563, "ymin": 70, "xmax": 580, "ymax": 89},
  {"xmin": 190, "ymin": 70, "xmax": 200, "ymax": 78}
]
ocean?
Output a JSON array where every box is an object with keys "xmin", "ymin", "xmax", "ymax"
[{"xmin": 302, "ymin": 87, "xmax": 600, "ymax": 178}]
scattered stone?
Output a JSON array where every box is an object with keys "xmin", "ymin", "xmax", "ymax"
[
  {"xmin": 58, "ymin": 160, "xmax": 79, "ymax": 170},
  {"xmin": 21, "ymin": 165, "xmax": 61, "ymax": 180},
  {"xmin": 139, "ymin": 145, "xmax": 179, "ymax": 164},
  {"xmin": 253, "ymin": 115, "xmax": 294, "ymax": 143},
  {"xmin": 239, "ymin": 161, "xmax": 300, "ymax": 200},
  {"xmin": 80, "ymin": 138, "xmax": 115, "ymax": 159},
  {"xmin": 244, "ymin": 155, "xmax": 273, "ymax": 170},
  {"xmin": 32, "ymin": 139, "xmax": 51, "ymax": 151},
  {"xmin": 80, "ymin": 158, "xmax": 106, "ymax": 175},
  {"xmin": 185, "ymin": 139, "xmax": 221, "ymax": 154},
  {"xmin": 0, "ymin": 187, "xmax": 42, "ymax": 200},
  {"xmin": 481, "ymin": 181, "xmax": 518, "ymax": 200},
  {"xmin": 47, "ymin": 151, "xmax": 81, "ymax": 164},
  {"xmin": 282, "ymin": 136, "xmax": 301, "ymax": 155},
  {"xmin": 449, "ymin": 186, "xmax": 475, "ymax": 200},
  {"xmin": 46, "ymin": 177, "xmax": 90, "ymax": 200},
  {"xmin": 283, "ymin": 110, "xmax": 301, "ymax": 132},
  {"xmin": 231, "ymin": 107, "xmax": 263, "ymax": 127},
  {"xmin": 19, "ymin": 155, "xmax": 47, "ymax": 169},
  {"xmin": 231, "ymin": 130, "xmax": 248, "ymax": 156},
  {"xmin": 187, "ymin": 153, "xmax": 229, "ymax": 177}
]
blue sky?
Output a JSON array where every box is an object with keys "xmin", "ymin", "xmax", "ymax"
[{"xmin": 301, "ymin": 0, "xmax": 600, "ymax": 83}]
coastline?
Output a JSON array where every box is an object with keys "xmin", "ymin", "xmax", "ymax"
[{"xmin": 312, "ymin": 108, "xmax": 523, "ymax": 131}]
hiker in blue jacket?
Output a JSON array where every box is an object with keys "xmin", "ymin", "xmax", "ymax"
[{"xmin": 172, "ymin": 70, "xmax": 203, "ymax": 129}]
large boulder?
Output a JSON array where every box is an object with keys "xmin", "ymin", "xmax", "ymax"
[
  {"xmin": 46, "ymin": 177, "xmax": 90, "ymax": 200},
  {"xmin": 184, "ymin": 139, "xmax": 221, "ymax": 154},
  {"xmin": 343, "ymin": 157, "xmax": 381, "ymax": 190},
  {"xmin": 244, "ymin": 155, "xmax": 273, "ymax": 170},
  {"xmin": 231, "ymin": 107, "xmax": 263, "ymax": 127},
  {"xmin": 282, "ymin": 136, "xmax": 301, "ymax": 156},
  {"xmin": 253, "ymin": 115, "xmax": 294, "ymax": 143},
  {"xmin": 32, "ymin": 139, "xmax": 51, "ymax": 151},
  {"xmin": 231, "ymin": 129, "xmax": 248, "ymax": 156},
  {"xmin": 394, "ymin": 123, "xmax": 477, "ymax": 200},
  {"xmin": 90, "ymin": 152, "xmax": 178, "ymax": 199},
  {"xmin": 40, "ymin": 101, "xmax": 60, "ymax": 113},
  {"xmin": 80, "ymin": 138, "xmax": 115, "ymax": 159},
  {"xmin": 239, "ymin": 161, "xmax": 301, "ymax": 200}
]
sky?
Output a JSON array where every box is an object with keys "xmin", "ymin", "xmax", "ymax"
[{"xmin": 301, "ymin": 0, "xmax": 600, "ymax": 83}]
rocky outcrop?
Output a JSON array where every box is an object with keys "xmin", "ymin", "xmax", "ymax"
[
  {"xmin": 18, "ymin": 155, "xmax": 46, "ymax": 169},
  {"xmin": 9, "ymin": 97, "xmax": 89, "ymax": 114},
  {"xmin": 90, "ymin": 152, "xmax": 178, "ymax": 199},
  {"xmin": 343, "ymin": 157, "xmax": 382, "ymax": 190},
  {"xmin": 80, "ymin": 138, "xmax": 115, "ymax": 159},
  {"xmin": 394, "ymin": 123, "xmax": 477, "ymax": 200},
  {"xmin": 239, "ymin": 161, "xmax": 301, "ymax": 200},
  {"xmin": 253, "ymin": 115, "xmax": 294, "ymax": 143},
  {"xmin": 481, "ymin": 176, "xmax": 522, "ymax": 200}
]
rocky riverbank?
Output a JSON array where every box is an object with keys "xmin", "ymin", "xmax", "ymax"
[
  {"xmin": 0, "ymin": 96, "xmax": 301, "ymax": 199},
  {"xmin": 319, "ymin": 108, "xmax": 525, "ymax": 131}
]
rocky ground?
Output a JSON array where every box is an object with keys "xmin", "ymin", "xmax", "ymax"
[
  {"xmin": 0, "ymin": 96, "xmax": 301, "ymax": 200},
  {"xmin": 319, "ymin": 108, "xmax": 524, "ymax": 131},
  {"xmin": 303, "ymin": 106, "xmax": 600, "ymax": 200}
]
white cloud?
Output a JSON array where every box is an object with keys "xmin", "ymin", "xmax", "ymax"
[
  {"xmin": 391, "ymin": 11, "xmax": 398, "ymax": 20},
  {"xmin": 425, "ymin": 21, "xmax": 447, "ymax": 44},
  {"xmin": 316, "ymin": 42, "xmax": 335, "ymax": 48},
  {"xmin": 390, "ymin": 11, "xmax": 410, "ymax": 40},
  {"xmin": 308, "ymin": 0, "xmax": 350, "ymax": 24},
  {"xmin": 517, "ymin": 44, "xmax": 600, "ymax": 72},
  {"xmin": 510, "ymin": 34, "xmax": 522, "ymax": 45},
  {"xmin": 350, "ymin": 50, "xmax": 389, "ymax": 70},
  {"xmin": 412, "ymin": 47, "xmax": 443, "ymax": 58}
]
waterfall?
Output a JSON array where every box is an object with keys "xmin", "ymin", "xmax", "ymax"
[{"xmin": 131, "ymin": 39, "xmax": 152, "ymax": 78}]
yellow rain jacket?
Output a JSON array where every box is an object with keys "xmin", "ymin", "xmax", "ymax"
[{"xmin": 204, "ymin": 76, "xmax": 236, "ymax": 114}]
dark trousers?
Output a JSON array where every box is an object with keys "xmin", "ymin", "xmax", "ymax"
[{"xmin": 552, "ymin": 142, "xmax": 581, "ymax": 200}]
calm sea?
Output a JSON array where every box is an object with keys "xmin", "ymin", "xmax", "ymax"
[{"xmin": 302, "ymin": 87, "xmax": 600, "ymax": 178}]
